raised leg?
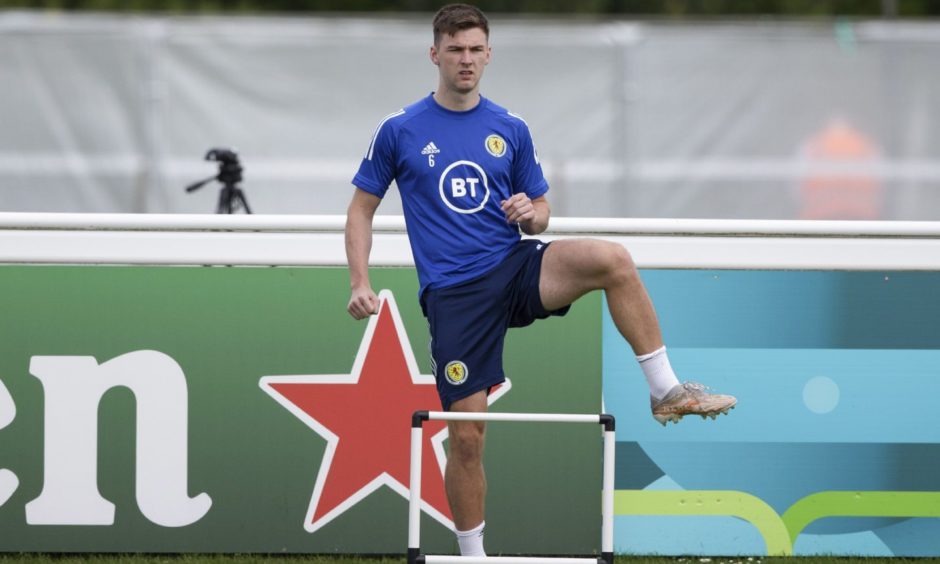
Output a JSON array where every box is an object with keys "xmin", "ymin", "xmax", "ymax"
[{"xmin": 540, "ymin": 238, "xmax": 663, "ymax": 355}]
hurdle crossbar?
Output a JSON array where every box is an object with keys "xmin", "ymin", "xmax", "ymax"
[{"xmin": 408, "ymin": 411, "xmax": 616, "ymax": 564}]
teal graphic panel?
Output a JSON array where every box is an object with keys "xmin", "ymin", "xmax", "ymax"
[{"xmin": 604, "ymin": 270, "xmax": 940, "ymax": 557}]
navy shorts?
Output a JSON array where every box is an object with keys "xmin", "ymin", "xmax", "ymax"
[{"xmin": 419, "ymin": 239, "xmax": 571, "ymax": 410}]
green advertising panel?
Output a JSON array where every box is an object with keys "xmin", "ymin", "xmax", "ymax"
[{"xmin": 0, "ymin": 265, "xmax": 601, "ymax": 554}]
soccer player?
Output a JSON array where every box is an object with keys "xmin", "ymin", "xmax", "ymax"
[{"xmin": 345, "ymin": 3, "xmax": 736, "ymax": 556}]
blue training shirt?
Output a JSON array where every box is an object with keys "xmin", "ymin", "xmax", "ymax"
[{"xmin": 352, "ymin": 94, "xmax": 549, "ymax": 295}]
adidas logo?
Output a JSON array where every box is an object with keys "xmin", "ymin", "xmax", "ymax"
[{"xmin": 421, "ymin": 142, "xmax": 441, "ymax": 156}]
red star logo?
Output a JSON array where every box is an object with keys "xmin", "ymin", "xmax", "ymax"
[{"xmin": 259, "ymin": 289, "xmax": 510, "ymax": 533}]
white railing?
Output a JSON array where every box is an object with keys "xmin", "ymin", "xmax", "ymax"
[{"xmin": 1, "ymin": 212, "xmax": 939, "ymax": 270}]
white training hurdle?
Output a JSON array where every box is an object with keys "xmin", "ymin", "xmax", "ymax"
[{"xmin": 408, "ymin": 411, "xmax": 616, "ymax": 564}]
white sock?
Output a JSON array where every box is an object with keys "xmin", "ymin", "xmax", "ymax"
[
  {"xmin": 456, "ymin": 521, "xmax": 486, "ymax": 557},
  {"xmin": 637, "ymin": 346, "xmax": 680, "ymax": 400}
]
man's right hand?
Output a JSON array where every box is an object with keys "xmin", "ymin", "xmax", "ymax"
[{"xmin": 347, "ymin": 286, "xmax": 380, "ymax": 320}]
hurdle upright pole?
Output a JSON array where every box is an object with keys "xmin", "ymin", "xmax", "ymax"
[
  {"xmin": 409, "ymin": 411, "xmax": 429, "ymax": 564},
  {"xmin": 600, "ymin": 414, "xmax": 615, "ymax": 564}
]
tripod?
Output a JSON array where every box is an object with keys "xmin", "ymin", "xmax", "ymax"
[{"xmin": 185, "ymin": 148, "xmax": 253, "ymax": 214}]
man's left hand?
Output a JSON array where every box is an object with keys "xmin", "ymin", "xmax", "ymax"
[{"xmin": 500, "ymin": 193, "xmax": 535, "ymax": 225}]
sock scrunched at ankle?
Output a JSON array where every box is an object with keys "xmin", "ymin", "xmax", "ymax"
[
  {"xmin": 456, "ymin": 521, "xmax": 486, "ymax": 556},
  {"xmin": 637, "ymin": 346, "xmax": 680, "ymax": 400}
]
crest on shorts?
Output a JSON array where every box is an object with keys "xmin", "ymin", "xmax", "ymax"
[
  {"xmin": 485, "ymin": 134, "xmax": 506, "ymax": 158},
  {"xmin": 444, "ymin": 361, "xmax": 469, "ymax": 385}
]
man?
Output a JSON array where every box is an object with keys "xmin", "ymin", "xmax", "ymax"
[{"xmin": 346, "ymin": 4, "xmax": 736, "ymax": 556}]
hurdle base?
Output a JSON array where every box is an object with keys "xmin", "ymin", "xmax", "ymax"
[{"xmin": 417, "ymin": 555, "xmax": 612, "ymax": 564}]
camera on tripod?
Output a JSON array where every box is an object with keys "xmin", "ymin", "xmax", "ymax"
[{"xmin": 185, "ymin": 147, "xmax": 252, "ymax": 214}]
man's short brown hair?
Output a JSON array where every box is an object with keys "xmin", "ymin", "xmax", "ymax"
[{"xmin": 433, "ymin": 4, "xmax": 489, "ymax": 45}]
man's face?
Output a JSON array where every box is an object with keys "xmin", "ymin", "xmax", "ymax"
[{"xmin": 430, "ymin": 27, "xmax": 491, "ymax": 96}]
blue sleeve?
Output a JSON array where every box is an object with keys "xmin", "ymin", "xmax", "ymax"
[
  {"xmin": 351, "ymin": 117, "xmax": 398, "ymax": 198},
  {"xmin": 511, "ymin": 122, "xmax": 549, "ymax": 199}
]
